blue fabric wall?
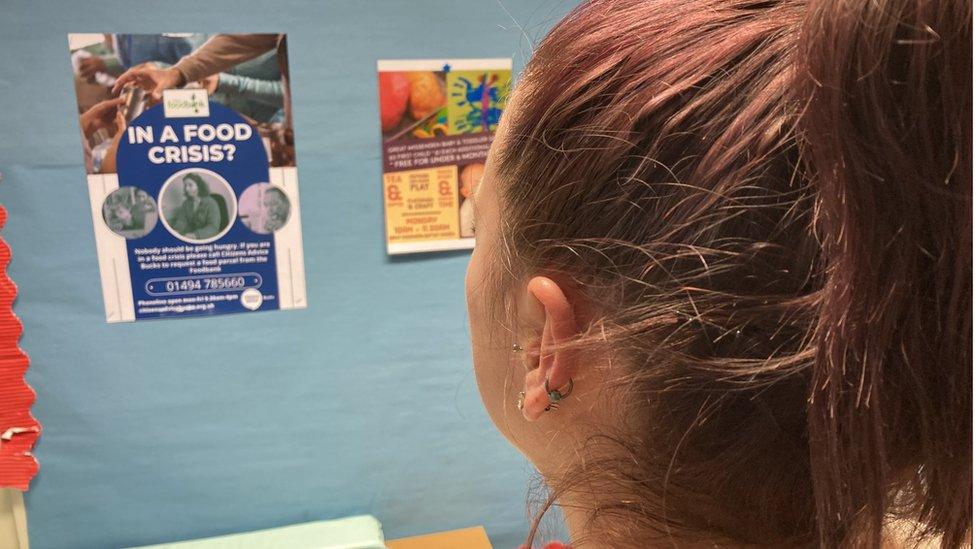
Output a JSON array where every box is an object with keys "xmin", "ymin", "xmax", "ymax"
[{"xmin": 0, "ymin": 2, "xmax": 577, "ymax": 547}]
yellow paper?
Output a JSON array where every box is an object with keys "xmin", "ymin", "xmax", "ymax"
[{"xmin": 383, "ymin": 166, "xmax": 460, "ymax": 245}]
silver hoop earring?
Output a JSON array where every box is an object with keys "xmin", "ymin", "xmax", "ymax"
[{"xmin": 544, "ymin": 376, "xmax": 574, "ymax": 411}]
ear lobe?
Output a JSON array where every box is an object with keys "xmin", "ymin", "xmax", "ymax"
[{"xmin": 520, "ymin": 276, "xmax": 581, "ymax": 421}]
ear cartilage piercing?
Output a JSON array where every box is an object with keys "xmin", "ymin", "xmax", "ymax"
[
  {"xmin": 516, "ymin": 391, "xmax": 526, "ymax": 411},
  {"xmin": 543, "ymin": 376, "xmax": 574, "ymax": 411}
]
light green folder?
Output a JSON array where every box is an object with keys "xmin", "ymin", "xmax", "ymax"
[{"xmin": 124, "ymin": 515, "xmax": 386, "ymax": 549}]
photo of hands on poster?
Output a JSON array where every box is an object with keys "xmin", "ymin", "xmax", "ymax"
[{"xmin": 72, "ymin": 33, "xmax": 295, "ymax": 175}]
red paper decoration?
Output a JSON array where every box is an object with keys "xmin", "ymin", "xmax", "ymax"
[{"xmin": 0, "ymin": 205, "xmax": 39, "ymax": 490}]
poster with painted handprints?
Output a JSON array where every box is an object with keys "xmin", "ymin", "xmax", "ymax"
[{"xmin": 377, "ymin": 59, "xmax": 512, "ymax": 255}]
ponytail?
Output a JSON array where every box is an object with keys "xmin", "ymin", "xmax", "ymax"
[{"xmin": 797, "ymin": 0, "xmax": 972, "ymax": 545}]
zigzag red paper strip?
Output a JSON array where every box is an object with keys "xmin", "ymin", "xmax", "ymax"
[{"xmin": 0, "ymin": 205, "xmax": 39, "ymax": 490}]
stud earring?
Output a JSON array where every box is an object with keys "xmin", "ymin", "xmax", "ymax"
[
  {"xmin": 516, "ymin": 391, "xmax": 526, "ymax": 411},
  {"xmin": 512, "ymin": 342, "xmax": 523, "ymax": 353}
]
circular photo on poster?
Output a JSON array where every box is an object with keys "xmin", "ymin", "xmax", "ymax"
[
  {"xmin": 101, "ymin": 186, "xmax": 159, "ymax": 239},
  {"xmin": 238, "ymin": 183, "xmax": 291, "ymax": 234},
  {"xmin": 158, "ymin": 168, "xmax": 237, "ymax": 244}
]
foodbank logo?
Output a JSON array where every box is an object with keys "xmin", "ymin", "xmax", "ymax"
[{"xmin": 163, "ymin": 89, "xmax": 210, "ymax": 118}]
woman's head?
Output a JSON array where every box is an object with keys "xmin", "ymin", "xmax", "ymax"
[
  {"xmin": 182, "ymin": 173, "xmax": 210, "ymax": 199},
  {"xmin": 466, "ymin": 0, "xmax": 970, "ymax": 546}
]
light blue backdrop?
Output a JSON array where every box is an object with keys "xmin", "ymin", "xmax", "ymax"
[{"xmin": 0, "ymin": 2, "xmax": 578, "ymax": 548}]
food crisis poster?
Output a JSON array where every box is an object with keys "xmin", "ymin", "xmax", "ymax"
[
  {"xmin": 377, "ymin": 59, "xmax": 512, "ymax": 254},
  {"xmin": 68, "ymin": 33, "xmax": 306, "ymax": 322}
]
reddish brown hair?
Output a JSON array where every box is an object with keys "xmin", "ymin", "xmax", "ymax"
[{"xmin": 491, "ymin": 0, "xmax": 971, "ymax": 546}]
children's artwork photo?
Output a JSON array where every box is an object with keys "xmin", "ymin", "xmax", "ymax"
[
  {"xmin": 101, "ymin": 186, "xmax": 158, "ymax": 239},
  {"xmin": 158, "ymin": 169, "xmax": 236, "ymax": 243},
  {"xmin": 379, "ymin": 68, "xmax": 510, "ymax": 142},
  {"xmin": 446, "ymin": 70, "xmax": 508, "ymax": 134},
  {"xmin": 238, "ymin": 183, "xmax": 291, "ymax": 234},
  {"xmin": 69, "ymin": 33, "xmax": 296, "ymax": 174}
]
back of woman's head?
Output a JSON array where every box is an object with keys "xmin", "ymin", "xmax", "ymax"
[{"xmin": 493, "ymin": 0, "xmax": 970, "ymax": 546}]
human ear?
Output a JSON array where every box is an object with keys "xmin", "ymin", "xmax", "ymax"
[{"xmin": 519, "ymin": 276, "xmax": 581, "ymax": 421}]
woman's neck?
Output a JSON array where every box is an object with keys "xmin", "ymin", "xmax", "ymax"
[{"xmin": 555, "ymin": 494, "xmax": 735, "ymax": 549}]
